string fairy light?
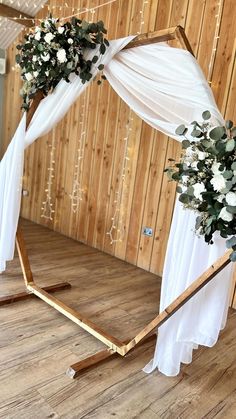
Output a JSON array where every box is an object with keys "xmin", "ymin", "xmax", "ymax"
[
  {"xmin": 70, "ymin": 93, "xmax": 87, "ymax": 213},
  {"xmin": 69, "ymin": 6, "xmax": 96, "ymax": 213},
  {"xmin": 207, "ymin": 0, "xmax": 223, "ymax": 85},
  {"xmin": 107, "ymin": 0, "xmax": 148, "ymax": 245},
  {"xmin": 106, "ymin": 115, "xmax": 133, "ymax": 244},
  {"xmin": 41, "ymin": 135, "xmax": 56, "ymax": 221},
  {"xmin": 0, "ymin": 0, "xmax": 118, "ymax": 25}
]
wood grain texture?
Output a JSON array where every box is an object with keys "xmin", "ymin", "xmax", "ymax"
[
  {"xmin": 2, "ymin": 1, "xmax": 236, "ymax": 301},
  {"xmin": 0, "ymin": 219, "xmax": 235, "ymax": 418},
  {"xmin": 0, "ymin": 4, "xmax": 34, "ymax": 27}
]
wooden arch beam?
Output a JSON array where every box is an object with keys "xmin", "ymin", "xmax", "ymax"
[
  {"xmin": 123, "ymin": 25, "xmax": 194, "ymax": 56},
  {"xmin": 4, "ymin": 24, "xmax": 222, "ymax": 379},
  {"xmin": 0, "ymin": 4, "xmax": 34, "ymax": 28}
]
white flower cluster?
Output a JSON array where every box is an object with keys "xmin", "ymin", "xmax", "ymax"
[
  {"xmin": 17, "ymin": 16, "xmax": 109, "ymax": 110},
  {"xmin": 175, "ymin": 125, "xmax": 236, "ymax": 224},
  {"xmin": 167, "ymin": 113, "xmax": 236, "ymax": 259}
]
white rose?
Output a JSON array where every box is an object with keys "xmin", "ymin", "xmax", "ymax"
[
  {"xmin": 217, "ymin": 194, "xmax": 225, "ymax": 203},
  {"xmin": 193, "ymin": 182, "xmax": 206, "ymax": 200},
  {"xmin": 211, "ymin": 161, "xmax": 221, "ymax": 175},
  {"xmin": 197, "ymin": 151, "xmax": 207, "ymax": 160},
  {"xmin": 32, "ymin": 55, "xmax": 37, "ymax": 62},
  {"xmin": 35, "ymin": 31, "xmax": 41, "ymax": 41},
  {"xmin": 225, "ymin": 192, "xmax": 236, "ymax": 206},
  {"xmin": 41, "ymin": 53, "xmax": 50, "ymax": 62},
  {"xmin": 25, "ymin": 72, "xmax": 33, "ymax": 81},
  {"xmin": 210, "ymin": 174, "xmax": 226, "ymax": 192},
  {"xmin": 44, "ymin": 19, "xmax": 51, "ymax": 28},
  {"xmin": 33, "ymin": 71, "xmax": 38, "ymax": 77},
  {"xmin": 191, "ymin": 161, "xmax": 198, "ymax": 169},
  {"xmin": 58, "ymin": 26, "xmax": 65, "ymax": 34},
  {"xmin": 181, "ymin": 175, "xmax": 188, "ymax": 184},
  {"xmin": 57, "ymin": 48, "xmax": 67, "ymax": 63},
  {"xmin": 185, "ymin": 147, "xmax": 193, "ymax": 158},
  {"xmin": 68, "ymin": 38, "xmax": 73, "ymax": 44},
  {"xmin": 44, "ymin": 32, "xmax": 55, "ymax": 44},
  {"xmin": 219, "ymin": 207, "xmax": 233, "ymax": 222}
]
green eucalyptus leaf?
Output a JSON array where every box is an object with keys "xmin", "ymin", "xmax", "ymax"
[
  {"xmin": 82, "ymin": 20, "xmax": 89, "ymax": 31},
  {"xmin": 187, "ymin": 186, "xmax": 194, "ymax": 196},
  {"xmin": 226, "ymin": 205, "xmax": 236, "ymax": 214},
  {"xmin": 92, "ymin": 55, "xmax": 99, "ymax": 63},
  {"xmin": 209, "ymin": 126, "xmax": 225, "ymax": 140},
  {"xmin": 195, "ymin": 216, "xmax": 202, "ymax": 230},
  {"xmin": 202, "ymin": 140, "xmax": 212, "ymax": 148},
  {"xmin": 216, "ymin": 140, "xmax": 226, "ymax": 152},
  {"xmin": 182, "ymin": 140, "xmax": 190, "ymax": 149},
  {"xmin": 229, "ymin": 251, "xmax": 236, "ymax": 262},
  {"xmin": 175, "ymin": 124, "xmax": 187, "ymax": 136},
  {"xmin": 226, "ymin": 139, "xmax": 235, "ymax": 152},
  {"xmin": 226, "ymin": 180, "xmax": 233, "ymax": 189},
  {"xmin": 220, "ymin": 188, "xmax": 230, "ymax": 194},
  {"xmin": 37, "ymin": 44, "xmax": 44, "ymax": 52},
  {"xmin": 179, "ymin": 193, "xmax": 190, "ymax": 204},
  {"xmin": 223, "ymin": 170, "xmax": 233, "ymax": 179},
  {"xmin": 15, "ymin": 54, "xmax": 21, "ymax": 64},
  {"xmin": 225, "ymin": 120, "xmax": 233, "ymax": 129},
  {"xmin": 220, "ymin": 230, "xmax": 228, "ymax": 238},
  {"xmin": 172, "ymin": 172, "xmax": 180, "ymax": 181},
  {"xmin": 100, "ymin": 43, "xmax": 106, "ymax": 54},
  {"xmin": 191, "ymin": 129, "xmax": 202, "ymax": 137},
  {"xmin": 176, "ymin": 186, "xmax": 182, "ymax": 193},
  {"xmin": 227, "ymin": 236, "xmax": 236, "ymax": 248},
  {"xmin": 202, "ymin": 110, "xmax": 211, "ymax": 120},
  {"xmin": 231, "ymin": 127, "xmax": 236, "ymax": 138}
]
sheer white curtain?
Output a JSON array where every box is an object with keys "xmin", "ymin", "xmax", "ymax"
[
  {"xmin": 104, "ymin": 43, "xmax": 233, "ymax": 376},
  {"xmin": 0, "ymin": 38, "xmax": 233, "ymax": 376},
  {"xmin": 143, "ymin": 200, "xmax": 233, "ymax": 376},
  {"xmin": 0, "ymin": 36, "xmax": 134, "ymax": 272}
]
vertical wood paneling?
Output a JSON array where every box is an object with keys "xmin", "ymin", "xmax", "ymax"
[
  {"xmin": 137, "ymin": 132, "xmax": 168, "ymax": 271},
  {"xmin": 212, "ymin": 0, "xmax": 236, "ymax": 109},
  {"xmin": 2, "ymin": 0, "xmax": 236, "ymax": 292}
]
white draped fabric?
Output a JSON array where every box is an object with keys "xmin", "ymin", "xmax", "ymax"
[
  {"xmin": 143, "ymin": 200, "xmax": 233, "ymax": 376},
  {"xmin": 0, "ymin": 37, "xmax": 233, "ymax": 376},
  {"xmin": 0, "ymin": 35, "xmax": 134, "ymax": 272}
]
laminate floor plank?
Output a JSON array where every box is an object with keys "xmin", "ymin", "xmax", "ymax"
[{"xmin": 0, "ymin": 218, "xmax": 235, "ymax": 419}]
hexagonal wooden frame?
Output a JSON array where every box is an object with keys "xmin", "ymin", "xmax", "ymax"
[{"xmin": 1, "ymin": 26, "xmax": 232, "ymax": 379}]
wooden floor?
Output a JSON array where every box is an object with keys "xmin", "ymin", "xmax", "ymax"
[{"xmin": 0, "ymin": 219, "xmax": 235, "ymax": 419}]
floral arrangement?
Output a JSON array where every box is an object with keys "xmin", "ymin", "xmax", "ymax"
[
  {"xmin": 165, "ymin": 111, "xmax": 236, "ymax": 261},
  {"xmin": 16, "ymin": 16, "xmax": 109, "ymax": 110}
]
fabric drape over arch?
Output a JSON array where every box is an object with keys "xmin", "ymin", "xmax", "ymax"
[{"xmin": 0, "ymin": 36, "xmax": 233, "ymax": 376}]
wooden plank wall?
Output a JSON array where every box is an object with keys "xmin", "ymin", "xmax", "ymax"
[{"xmin": 2, "ymin": 0, "xmax": 236, "ymax": 284}]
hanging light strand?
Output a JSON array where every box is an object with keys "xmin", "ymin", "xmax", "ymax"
[
  {"xmin": 70, "ymin": 92, "xmax": 87, "ymax": 213},
  {"xmin": 207, "ymin": 0, "xmax": 223, "ymax": 85},
  {"xmin": 69, "ymin": 6, "xmax": 95, "ymax": 213},
  {"xmin": 107, "ymin": 0, "xmax": 148, "ymax": 244},
  {"xmin": 106, "ymin": 115, "xmax": 133, "ymax": 244},
  {"xmin": 41, "ymin": 134, "xmax": 56, "ymax": 221},
  {"xmin": 0, "ymin": 0, "xmax": 117, "ymax": 24}
]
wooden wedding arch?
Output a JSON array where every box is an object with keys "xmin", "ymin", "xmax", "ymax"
[{"xmin": 0, "ymin": 25, "xmax": 233, "ymax": 379}]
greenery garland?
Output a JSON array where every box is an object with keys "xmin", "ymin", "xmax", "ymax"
[
  {"xmin": 16, "ymin": 16, "xmax": 109, "ymax": 110},
  {"xmin": 165, "ymin": 111, "xmax": 236, "ymax": 261}
]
